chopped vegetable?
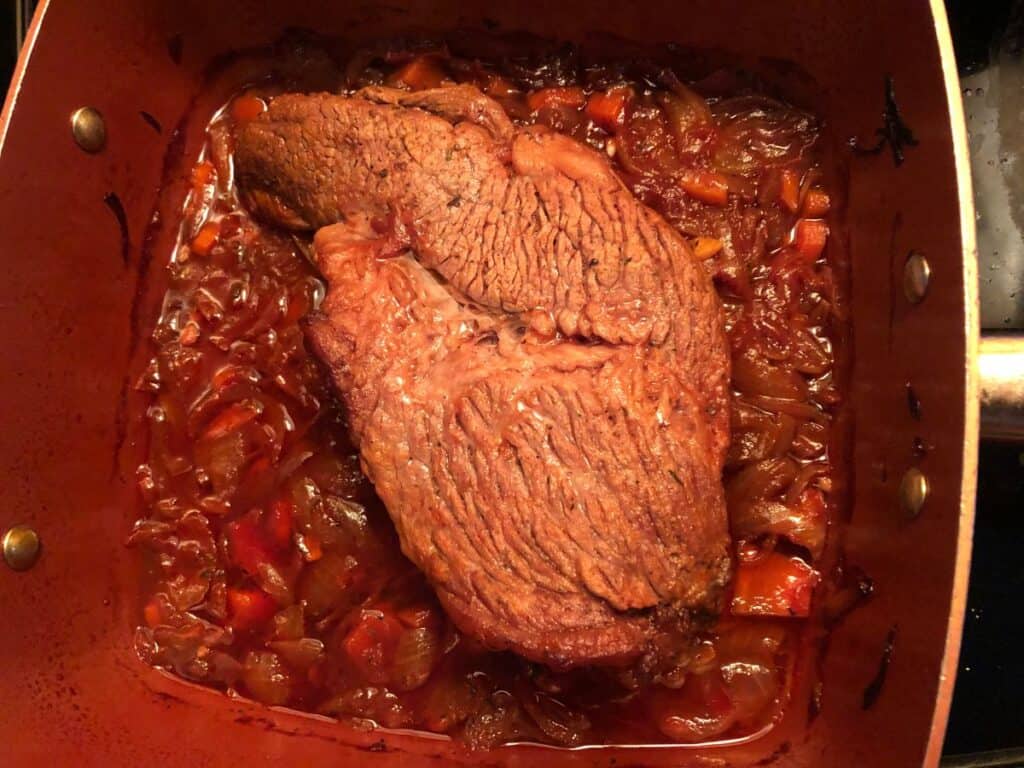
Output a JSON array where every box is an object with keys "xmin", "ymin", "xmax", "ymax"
[
  {"xmin": 390, "ymin": 56, "xmax": 446, "ymax": 90},
  {"xmin": 143, "ymin": 598, "xmax": 163, "ymax": 628},
  {"xmin": 585, "ymin": 86, "xmax": 632, "ymax": 132},
  {"xmin": 227, "ymin": 587, "xmax": 278, "ymax": 632},
  {"xmin": 191, "ymin": 160, "xmax": 215, "ymax": 189},
  {"xmin": 224, "ymin": 517, "xmax": 276, "ymax": 578},
  {"xmin": 268, "ymin": 637, "xmax": 325, "ymax": 669},
  {"xmin": 652, "ymin": 670, "xmax": 736, "ymax": 742},
  {"xmin": 343, "ymin": 608, "xmax": 405, "ymax": 684},
  {"xmin": 731, "ymin": 553, "xmax": 820, "ymax": 617},
  {"xmin": 680, "ymin": 170, "xmax": 730, "ymax": 206},
  {"xmin": 241, "ymin": 650, "xmax": 292, "ymax": 705},
  {"xmin": 391, "ymin": 626, "xmax": 440, "ymax": 691},
  {"xmin": 190, "ymin": 220, "xmax": 220, "ymax": 257},
  {"xmin": 691, "ymin": 237, "xmax": 724, "ymax": 260},
  {"xmin": 793, "ymin": 218, "xmax": 829, "ymax": 260},
  {"xmin": 230, "ymin": 95, "xmax": 267, "ymax": 124},
  {"xmin": 527, "ymin": 87, "xmax": 587, "ymax": 113},
  {"xmin": 201, "ymin": 402, "xmax": 259, "ymax": 441},
  {"xmin": 266, "ymin": 499, "xmax": 294, "ymax": 551},
  {"xmin": 730, "ymin": 488, "xmax": 828, "ymax": 560},
  {"xmin": 779, "ymin": 168, "xmax": 801, "ymax": 212},
  {"xmin": 802, "ymin": 187, "xmax": 831, "ymax": 217}
]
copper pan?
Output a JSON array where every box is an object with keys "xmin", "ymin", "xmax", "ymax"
[{"xmin": 0, "ymin": 1, "xmax": 979, "ymax": 766}]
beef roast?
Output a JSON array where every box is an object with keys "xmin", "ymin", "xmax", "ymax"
[{"xmin": 234, "ymin": 86, "xmax": 732, "ymax": 668}]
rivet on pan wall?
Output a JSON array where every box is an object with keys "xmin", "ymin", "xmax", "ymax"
[
  {"xmin": 899, "ymin": 468, "xmax": 929, "ymax": 518},
  {"xmin": 70, "ymin": 106, "xmax": 106, "ymax": 153},
  {"xmin": 2, "ymin": 524, "xmax": 41, "ymax": 571},
  {"xmin": 903, "ymin": 251, "xmax": 931, "ymax": 303}
]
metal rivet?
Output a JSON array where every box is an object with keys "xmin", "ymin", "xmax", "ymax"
[
  {"xmin": 70, "ymin": 106, "xmax": 106, "ymax": 153},
  {"xmin": 899, "ymin": 468, "xmax": 929, "ymax": 518},
  {"xmin": 903, "ymin": 251, "xmax": 931, "ymax": 303},
  {"xmin": 2, "ymin": 525, "xmax": 41, "ymax": 571}
]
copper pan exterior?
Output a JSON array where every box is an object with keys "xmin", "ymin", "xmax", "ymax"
[{"xmin": 0, "ymin": 1, "xmax": 977, "ymax": 766}]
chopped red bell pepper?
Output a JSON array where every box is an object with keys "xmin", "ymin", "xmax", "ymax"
[
  {"xmin": 343, "ymin": 608, "xmax": 405, "ymax": 683},
  {"xmin": 731, "ymin": 552, "xmax": 820, "ymax": 617},
  {"xmin": 681, "ymin": 170, "xmax": 730, "ymax": 206},
  {"xmin": 225, "ymin": 517, "xmax": 276, "ymax": 577},
  {"xmin": 585, "ymin": 86, "xmax": 633, "ymax": 132},
  {"xmin": 793, "ymin": 219, "xmax": 829, "ymax": 261},
  {"xmin": 227, "ymin": 587, "xmax": 278, "ymax": 632},
  {"xmin": 527, "ymin": 86, "xmax": 587, "ymax": 113}
]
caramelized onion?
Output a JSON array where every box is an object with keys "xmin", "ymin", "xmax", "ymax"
[
  {"xmin": 391, "ymin": 626, "xmax": 441, "ymax": 691},
  {"xmin": 241, "ymin": 651, "xmax": 293, "ymax": 706}
]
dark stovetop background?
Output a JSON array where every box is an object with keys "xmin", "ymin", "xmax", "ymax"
[{"xmin": 1, "ymin": 1, "xmax": 1022, "ymax": 764}]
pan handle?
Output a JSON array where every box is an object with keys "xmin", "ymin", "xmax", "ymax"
[{"xmin": 980, "ymin": 332, "xmax": 1024, "ymax": 441}]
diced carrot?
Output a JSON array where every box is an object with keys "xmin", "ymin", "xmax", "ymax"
[
  {"xmin": 691, "ymin": 237, "xmax": 724, "ymax": 260},
  {"xmin": 178, "ymin": 320, "xmax": 200, "ymax": 347},
  {"xmin": 143, "ymin": 599, "xmax": 163, "ymax": 628},
  {"xmin": 526, "ymin": 86, "xmax": 587, "ymax": 113},
  {"xmin": 585, "ymin": 86, "xmax": 633, "ymax": 132},
  {"xmin": 266, "ymin": 499, "xmax": 294, "ymax": 551},
  {"xmin": 779, "ymin": 168, "xmax": 801, "ymax": 213},
  {"xmin": 680, "ymin": 170, "xmax": 730, "ymax": 206},
  {"xmin": 191, "ymin": 160, "xmax": 215, "ymax": 189},
  {"xmin": 202, "ymin": 403, "xmax": 258, "ymax": 441},
  {"xmin": 297, "ymin": 533, "xmax": 323, "ymax": 562},
  {"xmin": 730, "ymin": 553, "xmax": 820, "ymax": 617},
  {"xmin": 793, "ymin": 218, "xmax": 829, "ymax": 261},
  {"xmin": 230, "ymin": 95, "xmax": 267, "ymax": 124},
  {"xmin": 225, "ymin": 517, "xmax": 275, "ymax": 577},
  {"xmin": 802, "ymin": 187, "xmax": 831, "ymax": 217},
  {"xmin": 227, "ymin": 587, "xmax": 278, "ymax": 632},
  {"xmin": 392, "ymin": 56, "xmax": 446, "ymax": 90},
  {"xmin": 190, "ymin": 220, "xmax": 220, "ymax": 257}
]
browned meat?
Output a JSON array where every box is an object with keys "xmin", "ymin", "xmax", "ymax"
[{"xmin": 234, "ymin": 86, "xmax": 732, "ymax": 668}]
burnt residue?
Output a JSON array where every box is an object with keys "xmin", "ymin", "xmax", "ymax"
[
  {"xmin": 823, "ymin": 565, "xmax": 874, "ymax": 628},
  {"xmin": 113, "ymin": 121, "xmax": 185, "ymax": 478},
  {"xmin": 139, "ymin": 111, "xmax": 162, "ymax": 134},
  {"xmin": 368, "ymin": 740, "xmax": 388, "ymax": 753},
  {"xmin": 103, "ymin": 192, "xmax": 132, "ymax": 266},
  {"xmin": 906, "ymin": 382, "xmax": 923, "ymax": 420},
  {"xmin": 754, "ymin": 741, "xmax": 791, "ymax": 766},
  {"xmin": 862, "ymin": 625, "xmax": 898, "ymax": 709},
  {"xmin": 167, "ymin": 33, "xmax": 184, "ymax": 65},
  {"xmin": 851, "ymin": 76, "xmax": 919, "ymax": 166}
]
